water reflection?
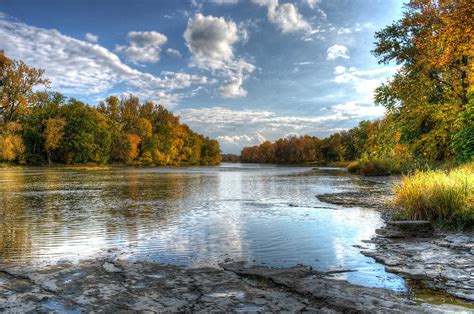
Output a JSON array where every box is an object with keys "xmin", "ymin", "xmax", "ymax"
[{"xmin": 0, "ymin": 164, "xmax": 405, "ymax": 291}]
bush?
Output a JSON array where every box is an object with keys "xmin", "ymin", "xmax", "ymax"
[
  {"xmin": 392, "ymin": 164, "xmax": 474, "ymax": 230},
  {"xmin": 347, "ymin": 158, "xmax": 398, "ymax": 176}
]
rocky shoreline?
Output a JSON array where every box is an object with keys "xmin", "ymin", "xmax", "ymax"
[
  {"xmin": 1, "ymin": 259, "xmax": 471, "ymax": 313},
  {"xmin": 318, "ymin": 175, "xmax": 474, "ymax": 306}
]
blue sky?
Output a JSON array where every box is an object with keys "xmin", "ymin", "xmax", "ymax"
[{"xmin": 0, "ymin": 0, "xmax": 404, "ymax": 153}]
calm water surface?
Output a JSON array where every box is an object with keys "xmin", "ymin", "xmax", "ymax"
[{"xmin": 0, "ymin": 163, "xmax": 405, "ymax": 291}]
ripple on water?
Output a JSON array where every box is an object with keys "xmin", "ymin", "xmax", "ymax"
[{"xmin": 0, "ymin": 164, "xmax": 406, "ymax": 291}]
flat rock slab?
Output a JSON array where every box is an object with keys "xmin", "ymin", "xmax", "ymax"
[
  {"xmin": 1, "ymin": 260, "xmax": 472, "ymax": 312},
  {"xmin": 363, "ymin": 232, "xmax": 474, "ymax": 302}
]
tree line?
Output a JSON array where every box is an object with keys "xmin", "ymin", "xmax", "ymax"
[
  {"xmin": 242, "ymin": 0, "xmax": 473, "ymax": 167},
  {"xmin": 0, "ymin": 53, "xmax": 221, "ymax": 166}
]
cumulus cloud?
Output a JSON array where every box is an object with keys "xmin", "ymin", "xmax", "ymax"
[
  {"xmin": 165, "ymin": 48, "xmax": 182, "ymax": 58},
  {"xmin": 84, "ymin": 32, "xmax": 99, "ymax": 43},
  {"xmin": 184, "ymin": 13, "xmax": 255, "ymax": 98},
  {"xmin": 220, "ymin": 76, "xmax": 248, "ymax": 98},
  {"xmin": 0, "ymin": 14, "xmax": 208, "ymax": 106},
  {"xmin": 252, "ymin": 0, "xmax": 311, "ymax": 33},
  {"xmin": 115, "ymin": 31, "xmax": 168, "ymax": 64},
  {"xmin": 332, "ymin": 65, "xmax": 399, "ymax": 102},
  {"xmin": 326, "ymin": 44, "xmax": 349, "ymax": 60},
  {"xmin": 184, "ymin": 14, "xmax": 238, "ymax": 70}
]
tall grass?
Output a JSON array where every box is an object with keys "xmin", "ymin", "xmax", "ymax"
[{"xmin": 392, "ymin": 163, "xmax": 474, "ymax": 229}]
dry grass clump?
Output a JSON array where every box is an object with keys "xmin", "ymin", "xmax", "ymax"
[{"xmin": 392, "ymin": 163, "xmax": 474, "ymax": 229}]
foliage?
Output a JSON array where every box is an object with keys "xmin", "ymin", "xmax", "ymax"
[
  {"xmin": 373, "ymin": 0, "xmax": 473, "ymax": 161},
  {"xmin": 221, "ymin": 154, "xmax": 240, "ymax": 162},
  {"xmin": 0, "ymin": 55, "xmax": 221, "ymax": 166},
  {"xmin": 0, "ymin": 54, "xmax": 49, "ymax": 123},
  {"xmin": 347, "ymin": 158, "xmax": 399, "ymax": 176},
  {"xmin": 392, "ymin": 164, "xmax": 474, "ymax": 230},
  {"xmin": 452, "ymin": 95, "xmax": 474, "ymax": 163}
]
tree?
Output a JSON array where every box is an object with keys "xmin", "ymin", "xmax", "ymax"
[
  {"xmin": 43, "ymin": 118, "xmax": 66, "ymax": 165},
  {"xmin": 0, "ymin": 122, "xmax": 26, "ymax": 163},
  {"xmin": 0, "ymin": 55, "xmax": 49, "ymax": 123},
  {"xmin": 373, "ymin": 0, "xmax": 473, "ymax": 162},
  {"xmin": 60, "ymin": 100, "xmax": 111, "ymax": 164}
]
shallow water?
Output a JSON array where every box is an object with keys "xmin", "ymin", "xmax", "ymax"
[{"xmin": 0, "ymin": 163, "xmax": 405, "ymax": 291}]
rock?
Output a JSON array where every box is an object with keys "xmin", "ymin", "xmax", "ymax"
[
  {"xmin": 2, "ymin": 260, "xmax": 472, "ymax": 312},
  {"xmin": 363, "ymin": 231, "xmax": 474, "ymax": 303},
  {"xmin": 376, "ymin": 221, "xmax": 433, "ymax": 238},
  {"xmin": 102, "ymin": 262, "xmax": 122, "ymax": 273}
]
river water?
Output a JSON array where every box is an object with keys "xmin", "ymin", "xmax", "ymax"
[{"xmin": 0, "ymin": 163, "xmax": 405, "ymax": 291}]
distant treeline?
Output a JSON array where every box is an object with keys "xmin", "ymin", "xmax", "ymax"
[
  {"xmin": 221, "ymin": 154, "xmax": 240, "ymax": 162},
  {"xmin": 0, "ymin": 54, "xmax": 221, "ymax": 166},
  {"xmin": 242, "ymin": 0, "xmax": 473, "ymax": 167},
  {"xmin": 241, "ymin": 122, "xmax": 373, "ymax": 164}
]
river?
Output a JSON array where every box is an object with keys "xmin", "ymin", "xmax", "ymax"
[{"xmin": 0, "ymin": 163, "xmax": 405, "ymax": 291}]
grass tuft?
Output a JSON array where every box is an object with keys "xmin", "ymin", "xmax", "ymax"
[{"xmin": 392, "ymin": 163, "xmax": 474, "ymax": 230}]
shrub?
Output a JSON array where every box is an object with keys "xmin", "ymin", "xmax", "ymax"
[
  {"xmin": 392, "ymin": 165, "xmax": 474, "ymax": 230},
  {"xmin": 347, "ymin": 158, "xmax": 398, "ymax": 176}
]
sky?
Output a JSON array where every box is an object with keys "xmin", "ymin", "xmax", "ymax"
[{"xmin": 0, "ymin": 0, "xmax": 404, "ymax": 153}]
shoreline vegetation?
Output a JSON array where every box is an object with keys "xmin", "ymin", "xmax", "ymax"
[{"xmin": 0, "ymin": 53, "xmax": 221, "ymax": 168}]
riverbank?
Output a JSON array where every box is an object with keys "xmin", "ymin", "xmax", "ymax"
[
  {"xmin": 318, "ymin": 175, "xmax": 474, "ymax": 305},
  {"xmin": 1, "ymin": 259, "xmax": 471, "ymax": 312}
]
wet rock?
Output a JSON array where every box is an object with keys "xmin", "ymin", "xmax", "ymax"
[
  {"xmin": 376, "ymin": 221, "xmax": 434, "ymax": 238},
  {"xmin": 363, "ymin": 232, "xmax": 474, "ymax": 302},
  {"xmin": 1, "ymin": 260, "xmax": 472, "ymax": 312},
  {"xmin": 317, "ymin": 191, "xmax": 392, "ymax": 211},
  {"xmin": 102, "ymin": 262, "xmax": 122, "ymax": 273}
]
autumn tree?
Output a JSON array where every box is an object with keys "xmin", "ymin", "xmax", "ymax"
[
  {"xmin": 0, "ymin": 122, "xmax": 26, "ymax": 163},
  {"xmin": 0, "ymin": 55, "xmax": 49, "ymax": 123},
  {"xmin": 43, "ymin": 118, "xmax": 66, "ymax": 165},
  {"xmin": 373, "ymin": 0, "xmax": 473, "ymax": 161}
]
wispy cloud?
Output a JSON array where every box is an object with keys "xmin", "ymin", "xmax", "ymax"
[{"xmin": 0, "ymin": 14, "xmax": 208, "ymax": 107}]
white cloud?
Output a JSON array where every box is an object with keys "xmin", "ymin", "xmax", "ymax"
[
  {"xmin": 332, "ymin": 101, "xmax": 385, "ymax": 118},
  {"xmin": 209, "ymin": 0, "xmax": 239, "ymax": 4},
  {"xmin": 327, "ymin": 44, "xmax": 349, "ymax": 60},
  {"xmin": 217, "ymin": 133, "xmax": 266, "ymax": 146},
  {"xmin": 252, "ymin": 0, "xmax": 311, "ymax": 33},
  {"xmin": 116, "ymin": 31, "xmax": 167, "ymax": 63},
  {"xmin": 304, "ymin": 0, "xmax": 321, "ymax": 9},
  {"xmin": 84, "ymin": 32, "xmax": 99, "ymax": 43},
  {"xmin": 0, "ymin": 14, "xmax": 208, "ymax": 107},
  {"xmin": 332, "ymin": 65, "xmax": 399, "ymax": 102},
  {"xmin": 184, "ymin": 13, "xmax": 239, "ymax": 70},
  {"xmin": 333, "ymin": 65, "xmax": 346, "ymax": 74},
  {"xmin": 184, "ymin": 13, "xmax": 255, "ymax": 98},
  {"xmin": 165, "ymin": 48, "xmax": 182, "ymax": 58},
  {"xmin": 177, "ymin": 106, "xmax": 365, "ymax": 152},
  {"xmin": 220, "ymin": 75, "xmax": 247, "ymax": 98}
]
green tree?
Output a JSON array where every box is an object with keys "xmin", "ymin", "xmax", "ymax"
[{"xmin": 43, "ymin": 118, "xmax": 66, "ymax": 165}]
